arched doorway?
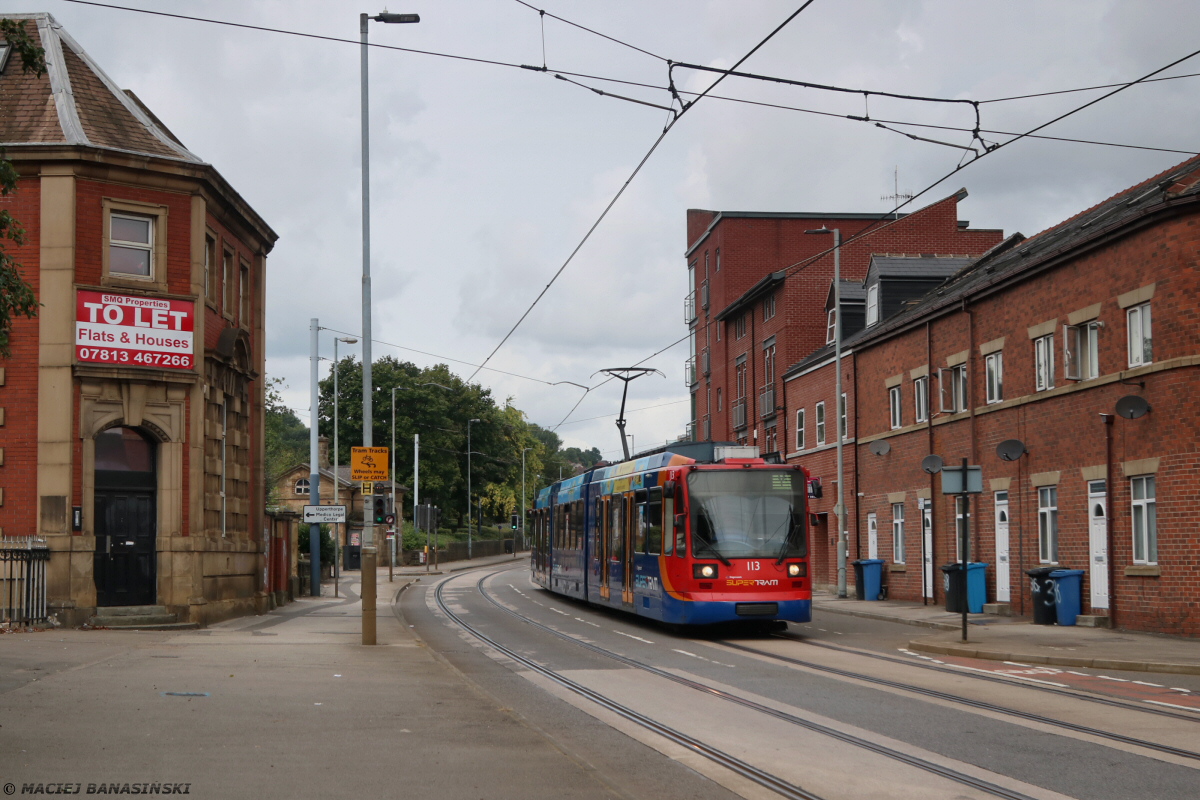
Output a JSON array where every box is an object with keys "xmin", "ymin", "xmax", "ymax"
[{"xmin": 93, "ymin": 426, "xmax": 157, "ymax": 606}]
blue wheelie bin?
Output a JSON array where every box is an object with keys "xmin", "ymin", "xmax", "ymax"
[
  {"xmin": 857, "ymin": 559, "xmax": 886, "ymax": 601},
  {"xmin": 966, "ymin": 562, "xmax": 988, "ymax": 614},
  {"xmin": 1049, "ymin": 569, "xmax": 1085, "ymax": 626}
]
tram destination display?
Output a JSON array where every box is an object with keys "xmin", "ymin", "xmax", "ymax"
[{"xmin": 75, "ymin": 290, "xmax": 195, "ymax": 371}]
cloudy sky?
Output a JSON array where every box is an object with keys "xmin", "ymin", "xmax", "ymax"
[{"xmin": 21, "ymin": 0, "xmax": 1200, "ymax": 459}]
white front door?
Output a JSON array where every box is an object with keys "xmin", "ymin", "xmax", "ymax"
[
  {"xmin": 1088, "ymin": 480, "xmax": 1109, "ymax": 609},
  {"xmin": 867, "ymin": 513, "xmax": 878, "ymax": 559},
  {"xmin": 994, "ymin": 491, "xmax": 1010, "ymax": 602},
  {"xmin": 922, "ymin": 502, "xmax": 934, "ymax": 598}
]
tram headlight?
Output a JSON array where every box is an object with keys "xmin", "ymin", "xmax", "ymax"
[
  {"xmin": 787, "ymin": 563, "xmax": 806, "ymax": 578},
  {"xmin": 693, "ymin": 563, "xmax": 719, "ymax": 579}
]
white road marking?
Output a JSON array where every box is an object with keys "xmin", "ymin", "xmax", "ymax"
[
  {"xmin": 1097, "ymin": 675, "xmax": 1129, "ymax": 682},
  {"xmin": 532, "ymin": 601, "xmax": 544, "ymax": 606},
  {"xmin": 575, "ymin": 617, "xmax": 601, "ymax": 627},
  {"xmin": 613, "ymin": 631, "xmax": 654, "ymax": 644},
  {"xmin": 1146, "ymin": 700, "xmax": 1200, "ymax": 711},
  {"xmin": 833, "ymin": 631, "xmax": 843, "ymax": 635},
  {"xmin": 1067, "ymin": 671, "xmax": 1090, "ymax": 676},
  {"xmin": 1003, "ymin": 661, "xmax": 1032, "ymax": 667},
  {"xmin": 550, "ymin": 607, "xmax": 570, "ymax": 616},
  {"xmin": 1132, "ymin": 680, "xmax": 1164, "ymax": 687},
  {"xmin": 817, "ymin": 628, "xmax": 828, "ymax": 632},
  {"xmin": 672, "ymin": 648, "xmax": 737, "ymax": 668},
  {"xmin": 1170, "ymin": 688, "xmax": 1192, "ymax": 693}
]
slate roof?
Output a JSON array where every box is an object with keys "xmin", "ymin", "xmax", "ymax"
[
  {"xmin": 828, "ymin": 279, "xmax": 866, "ymax": 306},
  {"xmin": 853, "ymin": 154, "xmax": 1200, "ymax": 348},
  {"xmin": 0, "ymin": 13, "xmax": 203, "ymax": 163},
  {"xmin": 867, "ymin": 255, "xmax": 975, "ymax": 280}
]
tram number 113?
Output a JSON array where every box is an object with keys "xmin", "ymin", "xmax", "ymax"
[{"xmin": 747, "ymin": 561, "xmax": 761, "ymax": 571}]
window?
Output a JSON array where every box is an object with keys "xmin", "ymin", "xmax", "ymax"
[
  {"xmin": 222, "ymin": 250, "xmax": 234, "ymax": 316},
  {"xmin": 914, "ymin": 376, "xmax": 929, "ymax": 423},
  {"xmin": 735, "ymin": 314, "xmax": 746, "ymax": 339},
  {"xmin": 1065, "ymin": 322, "xmax": 1100, "ymax": 380},
  {"xmin": 866, "ymin": 284, "xmax": 880, "ymax": 326},
  {"xmin": 763, "ymin": 293, "xmax": 776, "ymax": 321},
  {"xmin": 1038, "ymin": 486, "xmax": 1059, "ymax": 563},
  {"xmin": 839, "ymin": 393, "xmax": 848, "ymax": 440},
  {"xmin": 716, "ymin": 321, "xmax": 721, "ymax": 342},
  {"xmin": 1127, "ymin": 303, "xmax": 1152, "ymax": 367},
  {"xmin": 764, "ymin": 343, "xmax": 776, "ymax": 384},
  {"xmin": 204, "ymin": 234, "xmax": 216, "ymax": 303},
  {"xmin": 985, "ymin": 352, "xmax": 1003, "ymax": 404},
  {"xmin": 889, "ymin": 386, "xmax": 902, "ymax": 429},
  {"xmin": 109, "ymin": 213, "xmax": 154, "ymax": 278},
  {"xmin": 736, "ymin": 362, "xmax": 747, "ymax": 400},
  {"xmin": 765, "ymin": 425, "xmax": 777, "ymax": 455},
  {"xmin": 715, "ymin": 248, "xmax": 721, "ymax": 272},
  {"xmin": 940, "ymin": 365, "xmax": 967, "ymax": 413},
  {"xmin": 795, "ymin": 409, "xmax": 806, "ymax": 450},
  {"xmin": 1131, "ymin": 476, "xmax": 1157, "ymax": 564},
  {"xmin": 815, "ymin": 402, "xmax": 826, "ymax": 445},
  {"xmin": 826, "ymin": 309, "xmax": 836, "ymax": 344},
  {"xmin": 717, "ymin": 388, "xmax": 722, "ymax": 412},
  {"xmin": 1035, "ymin": 333, "xmax": 1055, "ymax": 390},
  {"xmin": 892, "ymin": 503, "xmax": 905, "ymax": 563},
  {"xmin": 294, "ymin": 478, "xmax": 309, "ymax": 496},
  {"xmin": 239, "ymin": 263, "xmax": 250, "ymax": 326}
]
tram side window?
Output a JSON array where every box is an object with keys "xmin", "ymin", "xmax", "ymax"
[
  {"xmin": 610, "ymin": 495, "xmax": 624, "ymax": 563},
  {"xmin": 645, "ymin": 488, "xmax": 663, "ymax": 555},
  {"xmin": 594, "ymin": 498, "xmax": 604, "ymax": 558},
  {"xmin": 572, "ymin": 501, "xmax": 583, "ymax": 550},
  {"xmin": 633, "ymin": 490, "xmax": 648, "ymax": 554}
]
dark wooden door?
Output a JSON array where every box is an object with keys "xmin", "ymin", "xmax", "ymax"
[{"xmin": 94, "ymin": 488, "xmax": 156, "ymax": 606}]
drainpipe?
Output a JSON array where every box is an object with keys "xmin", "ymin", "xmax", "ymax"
[
  {"xmin": 963, "ymin": 298, "xmax": 978, "ymax": 559},
  {"xmin": 925, "ymin": 320, "xmax": 935, "ymax": 605},
  {"xmin": 1102, "ymin": 413, "xmax": 1117, "ymax": 629}
]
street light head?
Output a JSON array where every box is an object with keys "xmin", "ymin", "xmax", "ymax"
[
  {"xmin": 470, "ymin": 418, "xmax": 481, "ymax": 423},
  {"xmin": 337, "ymin": 337, "xmax": 358, "ymax": 344},
  {"xmin": 804, "ymin": 227, "xmax": 831, "ymax": 235},
  {"xmin": 374, "ymin": 12, "xmax": 420, "ymax": 23}
]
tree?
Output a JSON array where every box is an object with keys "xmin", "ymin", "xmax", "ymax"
[{"xmin": 0, "ymin": 19, "xmax": 47, "ymax": 357}]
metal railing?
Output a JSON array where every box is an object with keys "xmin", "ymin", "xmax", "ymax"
[
  {"xmin": 732, "ymin": 398, "xmax": 747, "ymax": 430},
  {"xmin": 2, "ymin": 537, "xmax": 50, "ymax": 626},
  {"xmin": 685, "ymin": 420, "xmax": 698, "ymax": 441},
  {"xmin": 684, "ymin": 355, "xmax": 697, "ymax": 387},
  {"xmin": 759, "ymin": 385, "xmax": 776, "ymax": 418},
  {"xmin": 684, "ymin": 291, "xmax": 696, "ymax": 324}
]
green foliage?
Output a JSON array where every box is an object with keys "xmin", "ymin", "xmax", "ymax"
[
  {"xmin": 0, "ymin": 19, "xmax": 47, "ymax": 358},
  {"xmin": 317, "ymin": 355, "xmax": 593, "ymax": 527},
  {"xmin": 298, "ymin": 524, "xmax": 335, "ymax": 564}
]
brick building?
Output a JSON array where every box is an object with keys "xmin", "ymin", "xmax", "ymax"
[
  {"xmin": 845, "ymin": 156, "xmax": 1200, "ymax": 636},
  {"xmin": 0, "ymin": 14, "xmax": 277, "ymax": 626},
  {"xmin": 684, "ymin": 192, "xmax": 1004, "ymax": 588}
]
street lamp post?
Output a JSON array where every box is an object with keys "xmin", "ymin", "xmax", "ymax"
[
  {"xmin": 806, "ymin": 226, "xmax": 847, "ymax": 598},
  {"xmin": 521, "ymin": 446, "xmax": 533, "ymax": 551},
  {"xmin": 308, "ymin": 319, "xmax": 322, "ymax": 597},
  {"xmin": 360, "ymin": 7, "xmax": 419, "ymax": 646},
  {"xmin": 332, "ymin": 335, "xmax": 357, "ymax": 598},
  {"xmin": 467, "ymin": 418, "xmax": 481, "ymax": 560}
]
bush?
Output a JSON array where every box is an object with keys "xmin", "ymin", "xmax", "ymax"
[{"xmin": 298, "ymin": 524, "xmax": 336, "ymax": 564}]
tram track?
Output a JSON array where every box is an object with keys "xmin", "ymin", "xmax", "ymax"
[
  {"xmin": 470, "ymin": 568, "xmax": 1200, "ymax": 766},
  {"xmin": 447, "ymin": 569, "xmax": 1047, "ymax": 800},
  {"xmin": 431, "ymin": 569, "xmax": 829, "ymax": 800},
  {"xmin": 770, "ymin": 634, "xmax": 1200, "ymax": 724}
]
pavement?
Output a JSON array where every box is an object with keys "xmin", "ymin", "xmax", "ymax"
[
  {"xmin": 0, "ymin": 552, "xmax": 660, "ymax": 800},
  {"xmin": 812, "ymin": 591, "xmax": 1200, "ymax": 676}
]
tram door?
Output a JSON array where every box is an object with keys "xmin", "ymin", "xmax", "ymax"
[
  {"xmin": 609, "ymin": 495, "xmax": 625, "ymax": 600},
  {"xmin": 1088, "ymin": 481, "xmax": 1108, "ymax": 610},
  {"xmin": 921, "ymin": 501, "xmax": 934, "ymax": 599},
  {"xmin": 994, "ymin": 492, "xmax": 1011, "ymax": 602},
  {"xmin": 622, "ymin": 494, "xmax": 635, "ymax": 605},
  {"xmin": 599, "ymin": 497, "xmax": 611, "ymax": 600}
]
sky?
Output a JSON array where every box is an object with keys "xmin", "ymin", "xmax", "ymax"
[{"xmin": 18, "ymin": 0, "xmax": 1200, "ymax": 461}]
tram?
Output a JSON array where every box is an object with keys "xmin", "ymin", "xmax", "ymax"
[{"xmin": 530, "ymin": 443, "xmax": 811, "ymax": 626}]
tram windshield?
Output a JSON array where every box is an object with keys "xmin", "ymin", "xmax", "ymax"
[{"xmin": 688, "ymin": 469, "xmax": 806, "ymax": 561}]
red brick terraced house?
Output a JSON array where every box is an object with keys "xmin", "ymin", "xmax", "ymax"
[
  {"xmin": 0, "ymin": 14, "xmax": 277, "ymax": 627},
  {"xmin": 845, "ymin": 156, "xmax": 1200, "ymax": 637},
  {"xmin": 684, "ymin": 191, "xmax": 1004, "ymax": 590}
]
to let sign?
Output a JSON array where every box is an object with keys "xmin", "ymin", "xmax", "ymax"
[
  {"xmin": 76, "ymin": 290, "xmax": 195, "ymax": 371},
  {"xmin": 350, "ymin": 447, "xmax": 389, "ymax": 481}
]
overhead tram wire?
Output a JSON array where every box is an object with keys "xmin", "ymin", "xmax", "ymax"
[
  {"xmin": 511, "ymin": 0, "xmax": 668, "ymax": 63},
  {"xmin": 466, "ymin": 1, "xmax": 818, "ymax": 384}
]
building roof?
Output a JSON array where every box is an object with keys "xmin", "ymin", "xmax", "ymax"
[
  {"xmin": 0, "ymin": 13, "xmax": 203, "ymax": 163},
  {"xmin": 866, "ymin": 255, "xmax": 975, "ymax": 281},
  {"xmin": 714, "ymin": 269, "xmax": 786, "ymax": 322},
  {"xmin": 852, "ymin": 154, "xmax": 1200, "ymax": 348},
  {"xmin": 686, "ymin": 210, "xmax": 910, "ymax": 257},
  {"xmin": 826, "ymin": 279, "xmax": 866, "ymax": 308}
]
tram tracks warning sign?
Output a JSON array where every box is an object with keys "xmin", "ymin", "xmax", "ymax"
[{"xmin": 351, "ymin": 447, "xmax": 389, "ymax": 481}]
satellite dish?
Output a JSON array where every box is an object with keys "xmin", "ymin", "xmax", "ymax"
[
  {"xmin": 870, "ymin": 440, "xmax": 891, "ymax": 456},
  {"xmin": 996, "ymin": 439, "xmax": 1028, "ymax": 462},
  {"xmin": 921, "ymin": 454, "xmax": 944, "ymax": 474},
  {"xmin": 1116, "ymin": 395, "xmax": 1151, "ymax": 419}
]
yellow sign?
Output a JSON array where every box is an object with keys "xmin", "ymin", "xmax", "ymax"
[
  {"xmin": 360, "ymin": 481, "xmax": 374, "ymax": 496},
  {"xmin": 350, "ymin": 446, "xmax": 389, "ymax": 481}
]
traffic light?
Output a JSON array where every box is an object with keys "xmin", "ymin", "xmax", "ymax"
[
  {"xmin": 510, "ymin": 513, "xmax": 519, "ymax": 531},
  {"xmin": 431, "ymin": 506, "xmax": 441, "ymax": 532},
  {"xmin": 372, "ymin": 495, "xmax": 386, "ymax": 525}
]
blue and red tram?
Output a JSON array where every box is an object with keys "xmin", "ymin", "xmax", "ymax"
[{"xmin": 530, "ymin": 448, "xmax": 811, "ymax": 626}]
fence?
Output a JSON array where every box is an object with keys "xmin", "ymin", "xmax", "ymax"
[{"xmin": 1, "ymin": 537, "xmax": 50, "ymax": 626}]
